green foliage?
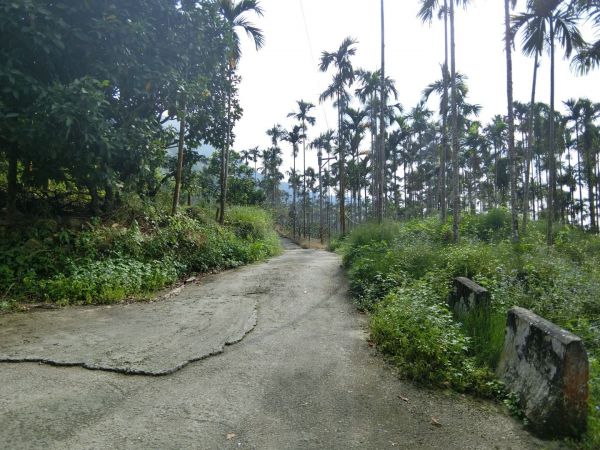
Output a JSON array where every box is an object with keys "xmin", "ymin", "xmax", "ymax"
[
  {"xmin": 0, "ymin": 0, "xmax": 234, "ymax": 213},
  {"xmin": 0, "ymin": 205, "xmax": 280, "ymax": 306},
  {"xmin": 370, "ymin": 283, "xmax": 500, "ymax": 395},
  {"xmin": 341, "ymin": 212, "xmax": 600, "ymax": 436},
  {"xmin": 583, "ymin": 357, "xmax": 600, "ymax": 449},
  {"xmin": 458, "ymin": 308, "xmax": 506, "ymax": 369},
  {"xmin": 39, "ymin": 258, "xmax": 180, "ymax": 305}
]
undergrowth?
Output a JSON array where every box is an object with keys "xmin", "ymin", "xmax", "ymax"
[
  {"xmin": 340, "ymin": 209, "xmax": 600, "ymax": 446},
  {"xmin": 0, "ymin": 204, "xmax": 280, "ymax": 307}
]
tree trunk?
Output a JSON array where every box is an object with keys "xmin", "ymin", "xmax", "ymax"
[
  {"xmin": 450, "ymin": 1, "xmax": 460, "ymax": 242},
  {"xmin": 302, "ymin": 120, "xmax": 307, "ymax": 238},
  {"xmin": 172, "ymin": 96, "xmax": 187, "ymax": 215},
  {"xmin": 523, "ymin": 53, "xmax": 538, "ymax": 234},
  {"xmin": 586, "ymin": 145, "xmax": 597, "ymax": 233},
  {"xmin": 505, "ymin": 0, "xmax": 518, "ymax": 242},
  {"xmin": 318, "ymin": 156, "xmax": 324, "ymax": 244},
  {"xmin": 378, "ymin": 0, "xmax": 386, "ymax": 223},
  {"xmin": 293, "ymin": 148, "xmax": 297, "ymax": 239},
  {"xmin": 596, "ymin": 156, "xmax": 600, "ymax": 233},
  {"xmin": 219, "ymin": 68, "xmax": 234, "ymax": 225},
  {"xmin": 339, "ymin": 90, "xmax": 346, "ymax": 236},
  {"xmin": 547, "ymin": 20, "xmax": 556, "ymax": 245},
  {"xmin": 441, "ymin": 0, "xmax": 449, "ymax": 222},
  {"xmin": 576, "ymin": 124, "xmax": 584, "ymax": 227}
]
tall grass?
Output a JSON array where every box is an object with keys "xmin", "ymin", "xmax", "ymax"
[
  {"xmin": 339, "ymin": 210, "xmax": 600, "ymax": 446},
  {"xmin": 0, "ymin": 205, "xmax": 280, "ymax": 307}
]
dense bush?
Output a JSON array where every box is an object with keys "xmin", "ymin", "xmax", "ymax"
[
  {"xmin": 340, "ymin": 214, "xmax": 600, "ymax": 445},
  {"xmin": 370, "ymin": 284, "xmax": 498, "ymax": 394},
  {"xmin": 0, "ymin": 206, "xmax": 280, "ymax": 307}
]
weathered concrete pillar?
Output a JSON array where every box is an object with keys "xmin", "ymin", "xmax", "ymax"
[
  {"xmin": 447, "ymin": 277, "xmax": 490, "ymax": 318},
  {"xmin": 497, "ymin": 307, "xmax": 589, "ymax": 438}
]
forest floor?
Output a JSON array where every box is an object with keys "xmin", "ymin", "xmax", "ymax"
[{"xmin": 0, "ymin": 239, "xmax": 558, "ymax": 449}]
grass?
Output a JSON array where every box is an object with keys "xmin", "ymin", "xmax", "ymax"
[
  {"xmin": 339, "ymin": 210, "xmax": 600, "ymax": 446},
  {"xmin": 0, "ymin": 204, "xmax": 280, "ymax": 307}
]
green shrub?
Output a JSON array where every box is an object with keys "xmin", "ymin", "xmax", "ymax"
[
  {"xmin": 458, "ymin": 307, "xmax": 506, "ymax": 369},
  {"xmin": 38, "ymin": 257, "xmax": 180, "ymax": 304},
  {"xmin": 345, "ymin": 221, "xmax": 401, "ymax": 248},
  {"xmin": 584, "ymin": 358, "xmax": 600, "ymax": 449},
  {"xmin": 342, "ymin": 211, "xmax": 600, "ymax": 435},
  {"xmin": 1, "ymin": 205, "xmax": 280, "ymax": 305},
  {"xmin": 370, "ymin": 284, "xmax": 496, "ymax": 393}
]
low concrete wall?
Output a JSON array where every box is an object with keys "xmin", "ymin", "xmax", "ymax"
[
  {"xmin": 447, "ymin": 277, "xmax": 490, "ymax": 318},
  {"xmin": 497, "ymin": 307, "xmax": 589, "ymax": 438}
]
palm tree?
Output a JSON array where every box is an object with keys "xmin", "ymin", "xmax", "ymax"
[
  {"xmin": 448, "ymin": 0, "xmax": 472, "ymax": 241},
  {"xmin": 505, "ymin": 0, "xmax": 519, "ymax": 242},
  {"xmin": 345, "ymin": 107, "xmax": 368, "ymax": 222},
  {"xmin": 265, "ymin": 124, "xmax": 285, "ymax": 206},
  {"xmin": 218, "ymin": 0, "xmax": 264, "ymax": 224},
  {"xmin": 419, "ymin": 0, "xmax": 470, "ymax": 237},
  {"xmin": 288, "ymin": 100, "xmax": 316, "ymax": 238},
  {"xmin": 319, "ymin": 37, "xmax": 358, "ymax": 236},
  {"xmin": 564, "ymin": 98, "xmax": 585, "ymax": 227},
  {"xmin": 577, "ymin": 98, "xmax": 600, "ymax": 232},
  {"xmin": 513, "ymin": 0, "xmax": 584, "ymax": 244},
  {"xmin": 418, "ymin": 0, "xmax": 450, "ymax": 222},
  {"xmin": 248, "ymin": 146, "xmax": 260, "ymax": 182},
  {"xmin": 284, "ymin": 125, "xmax": 305, "ymax": 239},
  {"xmin": 378, "ymin": 0, "xmax": 387, "ymax": 222},
  {"xmin": 312, "ymin": 130, "xmax": 336, "ymax": 242},
  {"xmin": 355, "ymin": 69, "xmax": 398, "ymax": 218},
  {"xmin": 240, "ymin": 149, "xmax": 252, "ymax": 165},
  {"xmin": 572, "ymin": 0, "xmax": 600, "ymax": 73}
]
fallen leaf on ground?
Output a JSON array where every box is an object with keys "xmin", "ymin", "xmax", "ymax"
[
  {"xmin": 398, "ymin": 395, "xmax": 410, "ymax": 403},
  {"xmin": 431, "ymin": 416, "xmax": 442, "ymax": 427},
  {"xmin": 226, "ymin": 433, "xmax": 236, "ymax": 440}
]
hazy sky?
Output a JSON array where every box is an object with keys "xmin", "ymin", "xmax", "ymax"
[{"xmin": 233, "ymin": 0, "xmax": 598, "ymax": 174}]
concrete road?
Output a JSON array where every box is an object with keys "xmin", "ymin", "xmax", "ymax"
[{"xmin": 0, "ymin": 240, "xmax": 550, "ymax": 449}]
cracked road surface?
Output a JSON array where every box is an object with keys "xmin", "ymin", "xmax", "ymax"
[{"xmin": 0, "ymin": 239, "xmax": 550, "ymax": 449}]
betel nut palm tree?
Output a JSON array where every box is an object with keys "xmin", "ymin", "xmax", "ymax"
[
  {"xmin": 218, "ymin": 0, "xmax": 264, "ymax": 224},
  {"xmin": 418, "ymin": 0, "xmax": 451, "ymax": 223},
  {"xmin": 513, "ymin": 0, "xmax": 584, "ymax": 244},
  {"xmin": 284, "ymin": 125, "xmax": 305, "ymax": 239},
  {"xmin": 505, "ymin": 0, "xmax": 519, "ymax": 242},
  {"xmin": 319, "ymin": 37, "xmax": 358, "ymax": 236},
  {"xmin": 288, "ymin": 100, "xmax": 316, "ymax": 238}
]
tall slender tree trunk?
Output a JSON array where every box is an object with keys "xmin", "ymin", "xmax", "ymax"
[
  {"xmin": 441, "ymin": 0, "xmax": 449, "ymax": 222},
  {"xmin": 302, "ymin": 120, "xmax": 307, "ymax": 238},
  {"xmin": 576, "ymin": 124, "xmax": 584, "ymax": 227},
  {"xmin": 293, "ymin": 148, "xmax": 297, "ymax": 239},
  {"xmin": 377, "ymin": 0, "xmax": 386, "ymax": 223},
  {"xmin": 596, "ymin": 157, "xmax": 600, "ymax": 233},
  {"xmin": 505, "ymin": 0, "xmax": 518, "ymax": 242},
  {"xmin": 523, "ymin": 53, "xmax": 538, "ymax": 234},
  {"xmin": 586, "ymin": 145, "xmax": 597, "ymax": 233},
  {"xmin": 547, "ymin": 20, "xmax": 556, "ymax": 245},
  {"xmin": 338, "ymin": 90, "xmax": 346, "ymax": 236},
  {"xmin": 370, "ymin": 102, "xmax": 377, "ymax": 217},
  {"xmin": 172, "ymin": 96, "xmax": 187, "ymax": 215},
  {"xmin": 219, "ymin": 68, "xmax": 234, "ymax": 225},
  {"xmin": 450, "ymin": 1, "xmax": 460, "ymax": 242},
  {"xmin": 318, "ymin": 155, "xmax": 324, "ymax": 244}
]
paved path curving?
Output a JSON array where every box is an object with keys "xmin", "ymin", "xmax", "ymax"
[{"xmin": 0, "ymin": 239, "xmax": 553, "ymax": 449}]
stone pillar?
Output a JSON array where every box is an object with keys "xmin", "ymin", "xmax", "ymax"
[
  {"xmin": 497, "ymin": 307, "xmax": 589, "ymax": 437},
  {"xmin": 447, "ymin": 277, "xmax": 490, "ymax": 318}
]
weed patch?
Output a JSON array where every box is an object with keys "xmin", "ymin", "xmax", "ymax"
[{"xmin": 340, "ymin": 214, "xmax": 600, "ymax": 444}]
